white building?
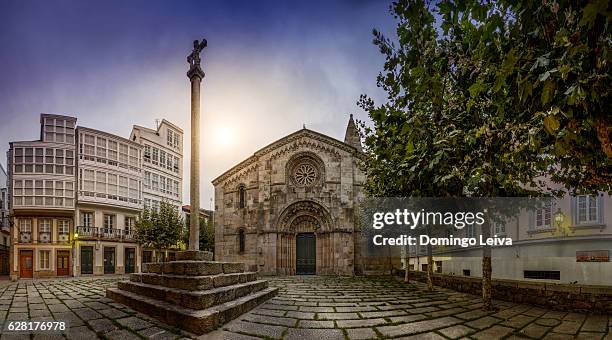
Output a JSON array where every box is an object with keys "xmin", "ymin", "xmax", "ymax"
[
  {"xmin": 0, "ymin": 164, "xmax": 10, "ymax": 275},
  {"xmin": 8, "ymin": 114, "xmax": 77, "ymax": 279},
  {"xmin": 74, "ymin": 127, "xmax": 143, "ymax": 276},
  {"xmin": 408, "ymin": 193, "xmax": 612, "ymax": 285},
  {"xmin": 130, "ymin": 120, "xmax": 183, "ymax": 212}
]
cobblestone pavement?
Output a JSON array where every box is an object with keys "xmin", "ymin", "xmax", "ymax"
[
  {"xmin": 0, "ymin": 276, "xmax": 609, "ymax": 340},
  {"xmin": 0, "ymin": 276, "xmax": 189, "ymax": 340},
  {"xmin": 210, "ymin": 276, "xmax": 611, "ymax": 340}
]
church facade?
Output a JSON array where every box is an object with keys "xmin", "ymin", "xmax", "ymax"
[{"xmin": 212, "ymin": 116, "xmax": 365, "ymax": 275}]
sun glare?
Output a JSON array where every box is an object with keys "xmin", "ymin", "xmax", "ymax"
[{"xmin": 213, "ymin": 125, "xmax": 236, "ymax": 147}]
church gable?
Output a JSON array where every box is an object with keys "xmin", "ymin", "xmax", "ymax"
[{"xmin": 213, "ymin": 128, "xmax": 360, "ymax": 188}]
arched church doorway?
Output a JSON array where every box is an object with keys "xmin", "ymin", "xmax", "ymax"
[
  {"xmin": 296, "ymin": 233, "xmax": 316, "ymax": 274},
  {"xmin": 276, "ymin": 200, "xmax": 334, "ymax": 275}
]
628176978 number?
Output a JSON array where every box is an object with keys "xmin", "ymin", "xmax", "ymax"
[{"xmin": 5, "ymin": 321, "xmax": 66, "ymax": 333}]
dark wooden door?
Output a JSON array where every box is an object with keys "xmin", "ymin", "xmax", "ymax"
[
  {"xmin": 124, "ymin": 248, "xmax": 135, "ymax": 274},
  {"xmin": 80, "ymin": 246, "xmax": 93, "ymax": 274},
  {"xmin": 104, "ymin": 247, "xmax": 115, "ymax": 274},
  {"xmin": 296, "ymin": 233, "xmax": 316, "ymax": 275},
  {"xmin": 56, "ymin": 251, "xmax": 70, "ymax": 276},
  {"xmin": 19, "ymin": 250, "xmax": 33, "ymax": 278}
]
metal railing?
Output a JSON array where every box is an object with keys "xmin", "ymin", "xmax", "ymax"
[{"xmin": 76, "ymin": 226, "xmax": 135, "ymax": 241}]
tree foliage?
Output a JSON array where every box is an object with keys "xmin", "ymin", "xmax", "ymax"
[
  {"xmin": 359, "ymin": 0, "xmax": 611, "ymax": 198},
  {"xmin": 135, "ymin": 201, "xmax": 184, "ymax": 261}
]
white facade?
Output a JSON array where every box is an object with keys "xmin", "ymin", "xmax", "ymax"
[
  {"xmin": 8, "ymin": 114, "xmax": 77, "ymax": 279},
  {"xmin": 74, "ymin": 127, "xmax": 143, "ymax": 275},
  {"xmin": 408, "ymin": 193, "xmax": 612, "ymax": 285},
  {"xmin": 130, "ymin": 120, "xmax": 183, "ymax": 211}
]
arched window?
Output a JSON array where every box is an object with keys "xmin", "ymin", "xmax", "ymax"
[
  {"xmin": 238, "ymin": 229, "xmax": 245, "ymax": 253},
  {"xmin": 238, "ymin": 185, "xmax": 246, "ymax": 209}
]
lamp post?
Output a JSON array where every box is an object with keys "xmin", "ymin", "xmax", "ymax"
[
  {"xmin": 554, "ymin": 208, "xmax": 566, "ymax": 237},
  {"xmin": 72, "ymin": 231, "xmax": 79, "ymax": 277}
]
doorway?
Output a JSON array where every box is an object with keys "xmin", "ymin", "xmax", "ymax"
[
  {"xmin": 124, "ymin": 248, "xmax": 135, "ymax": 274},
  {"xmin": 56, "ymin": 250, "xmax": 70, "ymax": 276},
  {"xmin": 80, "ymin": 246, "xmax": 93, "ymax": 274},
  {"xmin": 296, "ymin": 233, "xmax": 316, "ymax": 275},
  {"xmin": 104, "ymin": 247, "xmax": 115, "ymax": 274},
  {"xmin": 19, "ymin": 250, "xmax": 33, "ymax": 278}
]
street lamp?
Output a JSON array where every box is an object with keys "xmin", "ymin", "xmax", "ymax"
[
  {"xmin": 72, "ymin": 231, "xmax": 79, "ymax": 277},
  {"xmin": 554, "ymin": 208, "xmax": 566, "ymax": 236}
]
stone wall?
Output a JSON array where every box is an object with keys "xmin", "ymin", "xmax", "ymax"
[{"xmin": 402, "ymin": 270, "xmax": 612, "ymax": 313}]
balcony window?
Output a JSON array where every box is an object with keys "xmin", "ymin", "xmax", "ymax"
[
  {"xmin": 152, "ymin": 148, "xmax": 159, "ymax": 165},
  {"xmin": 81, "ymin": 212, "xmax": 93, "ymax": 227},
  {"xmin": 576, "ymin": 195, "xmax": 600, "ymax": 224},
  {"xmin": 160, "ymin": 150, "xmax": 166, "ymax": 168},
  {"xmin": 104, "ymin": 214, "xmax": 115, "ymax": 231}
]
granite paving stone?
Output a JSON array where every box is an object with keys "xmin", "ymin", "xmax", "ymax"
[{"xmin": 0, "ymin": 274, "xmax": 605, "ymax": 340}]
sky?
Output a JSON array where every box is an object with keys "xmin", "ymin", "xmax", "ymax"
[{"xmin": 0, "ymin": 0, "xmax": 395, "ymax": 207}]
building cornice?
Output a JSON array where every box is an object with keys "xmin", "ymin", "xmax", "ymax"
[{"xmin": 77, "ymin": 126, "xmax": 142, "ymax": 148}]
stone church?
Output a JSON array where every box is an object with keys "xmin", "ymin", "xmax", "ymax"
[{"xmin": 212, "ymin": 115, "xmax": 365, "ymax": 275}]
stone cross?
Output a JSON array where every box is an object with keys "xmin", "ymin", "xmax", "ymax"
[{"xmin": 187, "ymin": 38, "xmax": 207, "ymax": 250}]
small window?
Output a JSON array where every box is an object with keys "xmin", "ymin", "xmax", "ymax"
[
  {"xmin": 19, "ymin": 219, "xmax": 32, "ymax": 233},
  {"xmin": 524, "ymin": 270, "xmax": 560, "ymax": 280},
  {"xmin": 421, "ymin": 264, "xmax": 428, "ymax": 272},
  {"xmin": 238, "ymin": 186, "xmax": 246, "ymax": 209},
  {"xmin": 39, "ymin": 219, "xmax": 51, "ymax": 233},
  {"xmin": 463, "ymin": 269, "xmax": 471, "ymax": 276},
  {"xmin": 58, "ymin": 220, "xmax": 69, "ymax": 234},
  {"xmin": 466, "ymin": 223, "xmax": 476, "ymax": 238},
  {"xmin": 493, "ymin": 222, "xmax": 506, "ymax": 235},
  {"xmin": 435, "ymin": 261, "xmax": 442, "ymax": 273},
  {"xmin": 238, "ymin": 229, "xmax": 245, "ymax": 253},
  {"xmin": 40, "ymin": 250, "xmax": 50, "ymax": 270}
]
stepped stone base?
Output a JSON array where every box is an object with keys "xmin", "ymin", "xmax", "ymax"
[{"xmin": 106, "ymin": 250, "xmax": 278, "ymax": 335}]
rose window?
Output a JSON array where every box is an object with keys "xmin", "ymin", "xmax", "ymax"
[{"xmin": 293, "ymin": 163, "xmax": 317, "ymax": 185}]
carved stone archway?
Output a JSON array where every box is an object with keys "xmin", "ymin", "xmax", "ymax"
[{"xmin": 275, "ymin": 200, "xmax": 337, "ymax": 275}]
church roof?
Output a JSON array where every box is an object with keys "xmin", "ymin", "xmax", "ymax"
[{"xmin": 212, "ymin": 125, "xmax": 362, "ymax": 185}]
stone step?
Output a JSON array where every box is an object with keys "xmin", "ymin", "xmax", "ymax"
[
  {"xmin": 117, "ymin": 279, "xmax": 268, "ymax": 310},
  {"xmin": 130, "ymin": 272, "xmax": 258, "ymax": 291},
  {"xmin": 142, "ymin": 261, "xmax": 245, "ymax": 276},
  {"xmin": 107, "ymin": 286, "xmax": 278, "ymax": 335}
]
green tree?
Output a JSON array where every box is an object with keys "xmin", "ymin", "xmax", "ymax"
[
  {"xmin": 135, "ymin": 201, "xmax": 184, "ymax": 262},
  {"xmin": 359, "ymin": 0, "xmax": 610, "ymax": 310},
  {"xmin": 182, "ymin": 213, "xmax": 215, "ymax": 252}
]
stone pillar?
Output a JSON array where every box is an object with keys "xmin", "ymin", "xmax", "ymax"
[{"xmin": 186, "ymin": 39, "xmax": 207, "ymax": 251}]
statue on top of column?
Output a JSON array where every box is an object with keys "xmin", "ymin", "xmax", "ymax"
[{"xmin": 187, "ymin": 38, "xmax": 207, "ymax": 78}]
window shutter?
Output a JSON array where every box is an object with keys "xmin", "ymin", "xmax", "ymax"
[
  {"xmin": 598, "ymin": 194, "xmax": 604, "ymax": 224},
  {"xmin": 570, "ymin": 196, "xmax": 577, "ymax": 226},
  {"xmin": 528, "ymin": 209, "xmax": 534, "ymax": 230}
]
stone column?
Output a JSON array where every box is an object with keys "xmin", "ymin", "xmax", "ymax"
[{"xmin": 186, "ymin": 38, "xmax": 207, "ymax": 251}]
